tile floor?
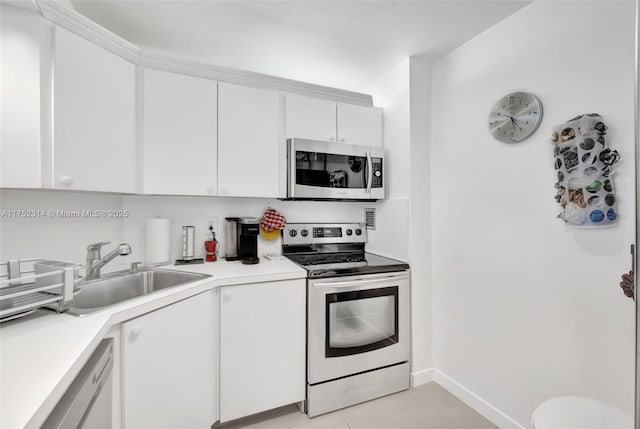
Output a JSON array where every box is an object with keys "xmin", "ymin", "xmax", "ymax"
[{"xmin": 217, "ymin": 382, "xmax": 498, "ymax": 429}]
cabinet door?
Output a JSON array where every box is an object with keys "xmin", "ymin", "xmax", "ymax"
[
  {"xmin": 285, "ymin": 93, "xmax": 337, "ymax": 142},
  {"xmin": 53, "ymin": 26, "xmax": 136, "ymax": 193},
  {"xmin": 218, "ymin": 82, "xmax": 281, "ymax": 198},
  {"xmin": 123, "ymin": 291, "xmax": 214, "ymax": 429},
  {"xmin": 219, "ymin": 279, "xmax": 306, "ymax": 422},
  {"xmin": 142, "ymin": 68, "xmax": 217, "ymax": 195},
  {"xmin": 0, "ymin": 6, "xmax": 42, "ymax": 188},
  {"xmin": 337, "ymin": 103, "xmax": 383, "ymax": 147}
]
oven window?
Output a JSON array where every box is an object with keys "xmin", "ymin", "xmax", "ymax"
[
  {"xmin": 325, "ymin": 286, "xmax": 398, "ymax": 358},
  {"xmin": 296, "ymin": 151, "xmax": 368, "ymax": 189}
]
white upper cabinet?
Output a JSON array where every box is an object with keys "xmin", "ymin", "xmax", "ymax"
[
  {"xmin": 285, "ymin": 93, "xmax": 383, "ymax": 147},
  {"xmin": 142, "ymin": 68, "xmax": 218, "ymax": 195},
  {"xmin": 53, "ymin": 26, "xmax": 136, "ymax": 193},
  {"xmin": 285, "ymin": 93, "xmax": 337, "ymax": 142},
  {"xmin": 0, "ymin": 6, "xmax": 42, "ymax": 188},
  {"xmin": 337, "ymin": 103, "xmax": 383, "ymax": 147},
  {"xmin": 218, "ymin": 82, "xmax": 281, "ymax": 198}
]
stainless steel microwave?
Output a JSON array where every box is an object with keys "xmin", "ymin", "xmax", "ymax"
[{"xmin": 286, "ymin": 139, "xmax": 384, "ymax": 201}]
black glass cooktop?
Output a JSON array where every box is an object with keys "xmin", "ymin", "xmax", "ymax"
[{"xmin": 285, "ymin": 252, "xmax": 409, "ymax": 278}]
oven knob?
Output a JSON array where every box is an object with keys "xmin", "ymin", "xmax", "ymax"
[
  {"xmin": 289, "ymin": 229, "xmax": 297, "ymax": 237},
  {"xmin": 346, "ymin": 229, "xmax": 353, "ymax": 236},
  {"xmin": 374, "ymin": 170, "xmax": 382, "ymax": 177},
  {"xmin": 355, "ymin": 228, "xmax": 362, "ymax": 236},
  {"xmin": 301, "ymin": 229, "xmax": 309, "ymax": 237}
]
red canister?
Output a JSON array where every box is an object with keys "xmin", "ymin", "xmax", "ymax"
[{"xmin": 204, "ymin": 239, "xmax": 218, "ymax": 262}]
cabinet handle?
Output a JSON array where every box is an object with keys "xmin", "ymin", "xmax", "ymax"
[
  {"xmin": 339, "ymin": 136, "xmax": 346, "ymax": 143},
  {"xmin": 60, "ymin": 176, "xmax": 74, "ymax": 186},
  {"xmin": 205, "ymin": 187, "xmax": 215, "ymax": 194},
  {"xmin": 329, "ymin": 135, "xmax": 336, "ymax": 142},
  {"xmin": 222, "ymin": 292, "xmax": 232, "ymax": 303},
  {"xmin": 129, "ymin": 326, "xmax": 142, "ymax": 342}
]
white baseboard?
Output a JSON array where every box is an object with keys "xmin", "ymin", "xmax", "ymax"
[
  {"xmin": 410, "ymin": 368, "xmax": 434, "ymax": 386},
  {"xmin": 433, "ymin": 369, "xmax": 525, "ymax": 429}
]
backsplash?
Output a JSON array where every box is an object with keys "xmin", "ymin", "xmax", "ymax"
[
  {"xmin": 0, "ymin": 189, "xmax": 409, "ymax": 268},
  {"xmin": 0, "ymin": 189, "xmax": 125, "ymax": 264},
  {"xmin": 121, "ymin": 195, "xmax": 384, "ymax": 263}
]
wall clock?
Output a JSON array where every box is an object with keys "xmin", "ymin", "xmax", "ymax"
[{"xmin": 488, "ymin": 92, "xmax": 543, "ymax": 143}]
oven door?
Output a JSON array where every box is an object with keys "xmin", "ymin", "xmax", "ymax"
[
  {"xmin": 307, "ymin": 271, "xmax": 410, "ymax": 384},
  {"xmin": 287, "ymin": 139, "xmax": 384, "ymax": 200}
]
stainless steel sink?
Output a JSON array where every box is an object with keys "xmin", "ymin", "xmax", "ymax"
[{"xmin": 66, "ymin": 268, "xmax": 210, "ymax": 316}]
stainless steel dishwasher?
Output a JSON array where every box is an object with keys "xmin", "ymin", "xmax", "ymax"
[{"xmin": 42, "ymin": 338, "xmax": 114, "ymax": 429}]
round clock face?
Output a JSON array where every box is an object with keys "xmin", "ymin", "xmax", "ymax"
[{"xmin": 488, "ymin": 92, "xmax": 543, "ymax": 143}]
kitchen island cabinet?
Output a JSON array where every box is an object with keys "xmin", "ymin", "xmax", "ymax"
[
  {"xmin": 219, "ymin": 279, "xmax": 306, "ymax": 422},
  {"xmin": 122, "ymin": 289, "xmax": 216, "ymax": 429}
]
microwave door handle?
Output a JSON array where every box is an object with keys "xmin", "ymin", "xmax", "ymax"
[
  {"xmin": 366, "ymin": 152, "xmax": 373, "ymax": 193},
  {"xmin": 314, "ymin": 274, "xmax": 409, "ymax": 289}
]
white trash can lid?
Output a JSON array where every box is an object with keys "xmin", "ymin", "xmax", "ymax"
[{"xmin": 532, "ymin": 396, "xmax": 632, "ymax": 429}]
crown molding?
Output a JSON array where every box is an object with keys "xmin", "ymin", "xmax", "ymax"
[
  {"xmin": 1, "ymin": 0, "xmax": 39, "ymax": 12},
  {"xmin": 33, "ymin": 0, "xmax": 373, "ymax": 106},
  {"xmin": 138, "ymin": 50, "xmax": 373, "ymax": 106},
  {"xmin": 36, "ymin": 0, "xmax": 140, "ymax": 63}
]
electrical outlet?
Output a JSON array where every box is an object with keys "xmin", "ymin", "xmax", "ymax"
[{"xmin": 204, "ymin": 217, "xmax": 218, "ymax": 240}]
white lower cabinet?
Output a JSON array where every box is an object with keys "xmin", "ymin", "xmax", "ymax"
[
  {"xmin": 122, "ymin": 290, "xmax": 215, "ymax": 428},
  {"xmin": 219, "ymin": 279, "xmax": 306, "ymax": 422}
]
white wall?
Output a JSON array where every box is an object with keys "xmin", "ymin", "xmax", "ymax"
[
  {"xmin": 430, "ymin": 1, "xmax": 636, "ymax": 427},
  {"xmin": 408, "ymin": 53, "xmax": 435, "ymax": 379},
  {"xmin": 367, "ymin": 59, "xmax": 411, "ymax": 262}
]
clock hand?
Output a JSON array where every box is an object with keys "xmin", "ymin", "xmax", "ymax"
[
  {"xmin": 513, "ymin": 119, "xmax": 522, "ymax": 131},
  {"xmin": 514, "ymin": 118, "xmax": 526, "ymax": 130},
  {"xmin": 508, "ymin": 116, "xmax": 522, "ymax": 131}
]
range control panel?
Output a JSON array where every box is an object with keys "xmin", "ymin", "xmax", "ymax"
[{"xmin": 282, "ymin": 223, "xmax": 367, "ymax": 245}]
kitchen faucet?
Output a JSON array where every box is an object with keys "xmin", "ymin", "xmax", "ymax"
[{"xmin": 85, "ymin": 241, "xmax": 132, "ymax": 280}]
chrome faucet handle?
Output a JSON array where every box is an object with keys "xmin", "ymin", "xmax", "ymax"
[
  {"xmin": 87, "ymin": 241, "xmax": 111, "ymax": 251},
  {"xmin": 130, "ymin": 262, "xmax": 143, "ymax": 273}
]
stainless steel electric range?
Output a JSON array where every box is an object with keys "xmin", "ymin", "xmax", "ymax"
[{"xmin": 282, "ymin": 223, "xmax": 411, "ymax": 417}]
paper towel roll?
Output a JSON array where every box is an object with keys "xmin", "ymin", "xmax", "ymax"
[{"xmin": 146, "ymin": 217, "xmax": 171, "ymax": 266}]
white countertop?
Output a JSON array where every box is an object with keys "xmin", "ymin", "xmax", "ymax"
[{"xmin": 0, "ymin": 258, "xmax": 306, "ymax": 429}]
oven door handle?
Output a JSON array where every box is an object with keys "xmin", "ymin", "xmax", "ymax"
[{"xmin": 313, "ymin": 274, "xmax": 409, "ymax": 289}]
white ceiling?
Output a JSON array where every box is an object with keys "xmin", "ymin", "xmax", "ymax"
[{"xmin": 69, "ymin": 0, "xmax": 531, "ymax": 94}]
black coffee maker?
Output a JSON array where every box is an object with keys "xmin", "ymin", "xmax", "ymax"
[{"xmin": 224, "ymin": 217, "xmax": 260, "ymax": 264}]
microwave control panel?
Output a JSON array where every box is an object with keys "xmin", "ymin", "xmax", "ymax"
[{"xmin": 371, "ymin": 158, "xmax": 383, "ymax": 188}]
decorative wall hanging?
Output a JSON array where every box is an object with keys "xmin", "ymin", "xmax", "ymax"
[
  {"xmin": 488, "ymin": 92, "xmax": 543, "ymax": 143},
  {"xmin": 552, "ymin": 113, "xmax": 620, "ymax": 226}
]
